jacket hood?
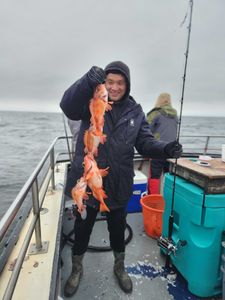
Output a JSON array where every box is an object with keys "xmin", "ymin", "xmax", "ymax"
[
  {"xmin": 104, "ymin": 61, "xmax": 130, "ymax": 98},
  {"xmin": 147, "ymin": 104, "xmax": 177, "ymax": 118},
  {"xmin": 160, "ymin": 104, "xmax": 177, "ymax": 117}
]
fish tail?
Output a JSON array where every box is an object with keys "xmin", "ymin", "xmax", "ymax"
[{"xmin": 100, "ymin": 201, "xmax": 110, "ymax": 212}]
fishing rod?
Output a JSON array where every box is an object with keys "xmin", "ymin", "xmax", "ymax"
[
  {"xmin": 62, "ymin": 113, "xmax": 73, "ymax": 162},
  {"xmin": 158, "ymin": 0, "xmax": 194, "ymax": 268}
]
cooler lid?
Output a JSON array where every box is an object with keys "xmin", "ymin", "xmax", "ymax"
[
  {"xmin": 134, "ymin": 170, "xmax": 147, "ymax": 184},
  {"xmin": 164, "ymin": 174, "xmax": 205, "ymax": 206},
  {"xmin": 165, "ymin": 174, "xmax": 225, "ymax": 208}
]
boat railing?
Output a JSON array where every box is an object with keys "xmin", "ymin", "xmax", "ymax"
[
  {"xmin": 133, "ymin": 134, "xmax": 224, "ymax": 160},
  {"xmin": 0, "ymin": 136, "xmax": 69, "ymax": 300},
  {"xmin": 180, "ymin": 134, "xmax": 225, "ymax": 156}
]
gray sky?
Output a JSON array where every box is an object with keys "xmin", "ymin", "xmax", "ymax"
[{"xmin": 0, "ymin": 0, "xmax": 224, "ymax": 116}]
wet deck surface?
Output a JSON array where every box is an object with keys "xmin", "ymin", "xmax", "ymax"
[{"xmin": 59, "ymin": 205, "xmax": 214, "ymax": 300}]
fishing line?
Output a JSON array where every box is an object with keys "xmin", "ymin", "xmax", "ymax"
[
  {"xmin": 179, "ymin": 1, "xmax": 190, "ymax": 28},
  {"xmin": 144, "ymin": 2, "xmax": 190, "ymax": 51}
]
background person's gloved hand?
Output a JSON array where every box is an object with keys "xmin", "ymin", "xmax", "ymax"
[
  {"xmin": 164, "ymin": 141, "xmax": 183, "ymax": 158},
  {"xmin": 87, "ymin": 66, "xmax": 106, "ymax": 88}
]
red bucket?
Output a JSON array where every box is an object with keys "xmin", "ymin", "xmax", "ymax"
[{"xmin": 140, "ymin": 194, "xmax": 165, "ymax": 238}]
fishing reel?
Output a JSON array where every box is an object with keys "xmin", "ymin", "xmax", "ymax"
[
  {"xmin": 158, "ymin": 236, "xmax": 177, "ymax": 255},
  {"xmin": 158, "ymin": 236, "xmax": 187, "ymax": 255}
]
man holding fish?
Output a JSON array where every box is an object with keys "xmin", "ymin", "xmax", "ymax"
[{"xmin": 60, "ymin": 61, "xmax": 182, "ymax": 297}]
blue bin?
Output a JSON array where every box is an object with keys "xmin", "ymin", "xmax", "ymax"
[
  {"xmin": 162, "ymin": 173, "xmax": 225, "ymax": 297},
  {"xmin": 126, "ymin": 170, "xmax": 147, "ymax": 213}
]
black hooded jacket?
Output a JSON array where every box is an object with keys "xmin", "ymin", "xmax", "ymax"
[{"xmin": 60, "ymin": 61, "xmax": 169, "ymax": 210}]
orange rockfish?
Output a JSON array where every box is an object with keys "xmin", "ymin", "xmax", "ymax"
[
  {"xmin": 83, "ymin": 154, "xmax": 109, "ymax": 212},
  {"xmin": 71, "ymin": 177, "xmax": 89, "ymax": 213},
  {"xmin": 84, "ymin": 128, "xmax": 106, "ymax": 156},
  {"xmin": 89, "ymin": 84, "xmax": 112, "ymax": 136}
]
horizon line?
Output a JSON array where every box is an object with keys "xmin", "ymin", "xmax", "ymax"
[{"xmin": 0, "ymin": 109, "xmax": 224, "ymax": 118}]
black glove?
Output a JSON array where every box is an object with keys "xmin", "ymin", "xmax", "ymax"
[
  {"xmin": 164, "ymin": 141, "xmax": 183, "ymax": 158},
  {"xmin": 87, "ymin": 66, "xmax": 106, "ymax": 87}
]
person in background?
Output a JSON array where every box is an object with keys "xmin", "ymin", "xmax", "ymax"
[
  {"xmin": 60, "ymin": 62, "xmax": 182, "ymax": 297},
  {"xmin": 67, "ymin": 118, "xmax": 81, "ymax": 156},
  {"xmin": 146, "ymin": 93, "xmax": 178, "ymax": 194}
]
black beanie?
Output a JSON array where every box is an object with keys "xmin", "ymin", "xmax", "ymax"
[{"xmin": 104, "ymin": 61, "xmax": 130, "ymax": 96}]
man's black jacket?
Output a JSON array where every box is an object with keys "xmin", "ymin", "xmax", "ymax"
[{"xmin": 60, "ymin": 72, "xmax": 168, "ymax": 210}]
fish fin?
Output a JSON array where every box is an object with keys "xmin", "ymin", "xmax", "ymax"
[
  {"xmin": 101, "ymin": 190, "xmax": 107, "ymax": 199},
  {"xmin": 93, "ymin": 188, "xmax": 105, "ymax": 200},
  {"xmin": 93, "ymin": 148, "xmax": 98, "ymax": 156},
  {"xmin": 94, "ymin": 130, "xmax": 103, "ymax": 136},
  {"xmin": 85, "ymin": 173, "xmax": 91, "ymax": 181},
  {"xmin": 77, "ymin": 204, "xmax": 86, "ymax": 214},
  {"xmin": 106, "ymin": 103, "xmax": 113, "ymax": 111},
  {"xmin": 84, "ymin": 130, "xmax": 88, "ymax": 140},
  {"xmin": 83, "ymin": 193, "xmax": 89, "ymax": 200},
  {"xmin": 100, "ymin": 202, "xmax": 110, "ymax": 212},
  {"xmin": 85, "ymin": 173, "xmax": 92, "ymax": 180},
  {"xmin": 99, "ymin": 167, "xmax": 109, "ymax": 177},
  {"xmin": 100, "ymin": 134, "xmax": 107, "ymax": 144}
]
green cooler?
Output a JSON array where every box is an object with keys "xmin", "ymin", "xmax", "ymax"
[{"xmin": 162, "ymin": 173, "xmax": 225, "ymax": 297}]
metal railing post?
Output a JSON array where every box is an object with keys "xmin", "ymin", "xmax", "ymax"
[
  {"xmin": 203, "ymin": 136, "xmax": 210, "ymax": 155},
  {"xmin": 50, "ymin": 148, "xmax": 55, "ymax": 190},
  {"xmin": 31, "ymin": 179, "xmax": 42, "ymax": 250}
]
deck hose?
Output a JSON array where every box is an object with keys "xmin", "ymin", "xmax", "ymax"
[{"xmin": 62, "ymin": 210, "xmax": 133, "ymax": 252}]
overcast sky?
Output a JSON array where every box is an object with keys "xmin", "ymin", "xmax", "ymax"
[{"xmin": 0, "ymin": 0, "xmax": 224, "ymax": 116}]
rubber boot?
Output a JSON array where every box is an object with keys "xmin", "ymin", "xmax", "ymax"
[
  {"xmin": 148, "ymin": 178, "xmax": 160, "ymax": 194},
  {"xmin": 113, "ymin": 251, "xmax": 133, "ymax": 293},
  {"xmin": 64, "ymin": 254, "xmax": 84, "ymax": 297}
]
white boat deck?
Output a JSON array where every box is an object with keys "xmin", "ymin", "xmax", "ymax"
[{"xmin": 0, "ymin": 163, "xmax": 66, "ymax": 300}]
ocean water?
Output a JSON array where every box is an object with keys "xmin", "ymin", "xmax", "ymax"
[
  {"xmin": 0, "ymin": 111, "xmax": 66, "ymax": 220},
  {"xmin": 0, "ymin": 110, "xmax": 225, "ymax": 220}
]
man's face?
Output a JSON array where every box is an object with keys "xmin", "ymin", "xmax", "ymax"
[{"xmin": 105, "ymin": 73, "xmax": 126, "ymax": 102}]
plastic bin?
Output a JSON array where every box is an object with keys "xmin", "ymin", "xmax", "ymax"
[{"xmin": 140, "ymin": 194, "xmax": 164, "ymax": 238}]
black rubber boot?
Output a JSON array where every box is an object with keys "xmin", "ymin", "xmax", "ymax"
[
  {"xmin": 113, "ymin": 251, "xmax": 133, "ymax": 293},
  {"xmin": 64, "ymin": 254, "xmax": 84, "ymax": 297}
]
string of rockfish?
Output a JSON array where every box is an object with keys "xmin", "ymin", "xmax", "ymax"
[{"xmin": 71, "ymin": 84, "xmax": 113, "ymax": 214}]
